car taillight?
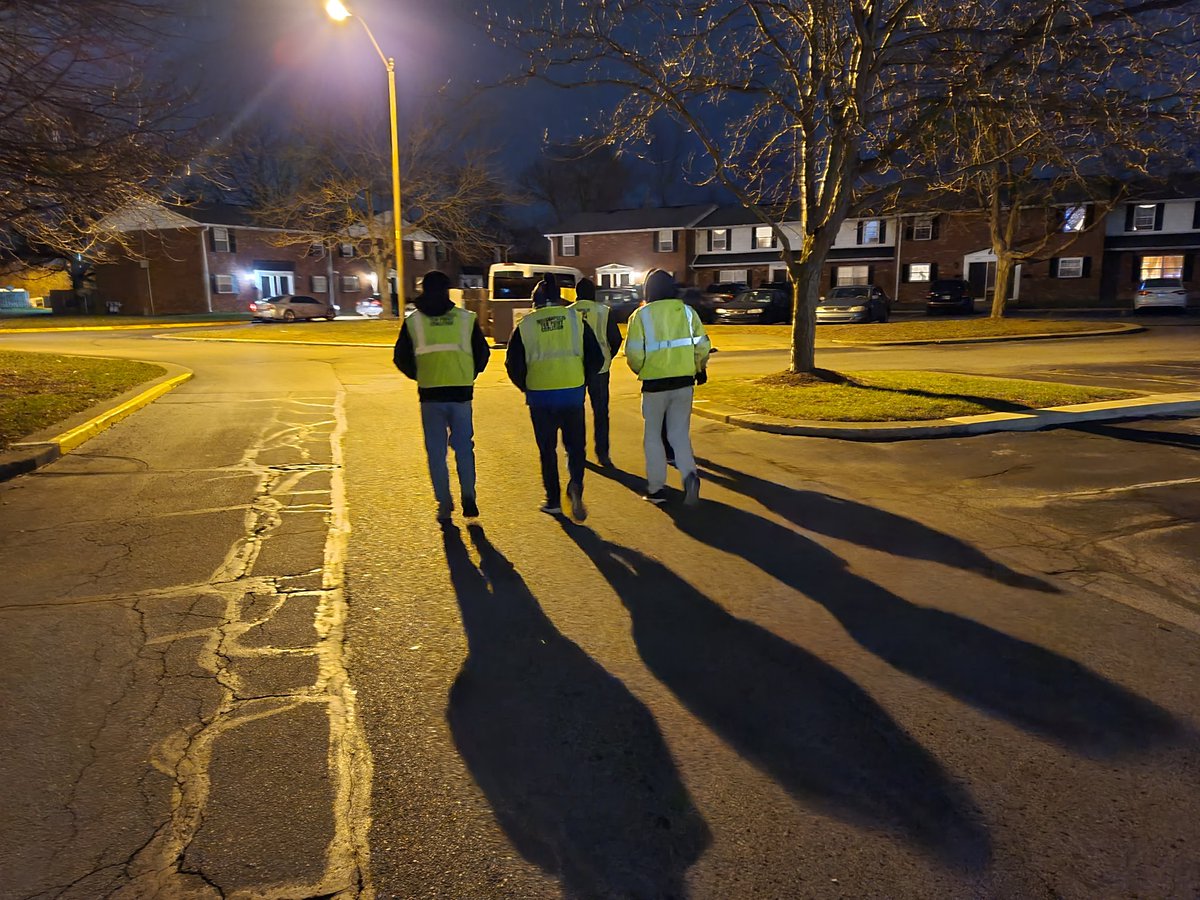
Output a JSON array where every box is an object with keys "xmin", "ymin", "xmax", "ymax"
[
  {"xmin": 1138, "ymin": 291, "xmax": 1150, "ymax": 296},
  {"xmin": 249, "ymin": 302, "xmax": 258, "ymax": 311}
]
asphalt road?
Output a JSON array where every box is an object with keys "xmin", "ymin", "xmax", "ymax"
[{"xmin": 1, "ymin": 323, "xmax": 1198, "ymax": 899}]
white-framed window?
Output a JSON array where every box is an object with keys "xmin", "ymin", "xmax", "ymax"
[
  {"xmin": 753, "ymin": 226, "xmax": 774, "ymax": 250},
  {"xmin": 561, "ymin": 234, "xmax": 577, "ymax": 256},
  {"xmin": 214, "ymin": 274, "xmax": 235, "ymax": 293},
  {"xmin": 711, "ymin": 229, "xmax": 729, "ymax": 251},
  {"xmin": 339, "ymin": 242, "xmax": 355, "ymax": 258},
  {"xmin": 836, "ymin": 265, "xmax": 870, "ymax": 286},
  {"xmin": 308, "ymin": 242, "xmax": 324, "ymax": 257},
  {"xmin": 311, "ymin": 275, "xmax": 328, "ymax": 293},
  {"xmin": 717, "ymin": 268, "xmax": 748, "ymax": 283},
  {"xmin": 1140, "ymin": 255, "xmax": 1184, "ymax": 280},
  {"xmin": 212, "ymin": 227, "xmax": 231, "ymax": 253},
  {"xmin": 341, "ymin": 275, "xmax": 360, "ymax": 292},
  {"xmin": 1132, "ymin": 204, "xmax": 1157, "ymax": 231},
  {"xmin": 657, "ymin": 229, "xmax": 676, "ymax": 252},
  {"xmin": 413, "ymin": 241, "xmax": 426, "ymax": 260},
  {"xmin": 1056, "ymin": 257, "xmax": 1085, "ymax": 278},
  {"xmin": 908, "ymin": 263, "xmax": 933, "ymax": 282},
  {"xmin": 859, "ymin": 219, "xmax": 882, "ymax": 245},
  {"xmin": 911, "ymin": 217, "xmax": 934, "ymax": 241},
  {"xmin": 1062, "ymin": 206, "xmax": 1087, "ymax": 232}
]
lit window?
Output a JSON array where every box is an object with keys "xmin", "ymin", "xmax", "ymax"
[
  {"xmin": 341, "ymin": 275, "xmax": 360, "ymax": 292},
  {"xmin": 214, "ymin": 274, "xmax": 235, "ymax": 293},
  {"xmin": 753, "ymin": 226, "xmax": 774, "ymax": 250},
  {"xmin": 1140, "ymin": 255, "xmax": 1184, "ymax": 279},
  {"xmin": 312, "ymin": 275, "xmax": 328, "ymax": 293},
  {"xmin": 836, "ymin": 265, "xmax": 870, "ymax": 286},
  {"xmin": 911, "ymin": 217, "xmax": 933, "ymax": 241},
  {"xmin": 413, "ymin": 241, "xmax": 426, "ymax": 260},
  {"xmin": 212, "ymin": 227, "xmax": 231, "ymax": 253},
  {"xmin": 561, "ymin": 235, "xmax": 577, "ymax": 256},
  {"xmin": 860, "ymin": 220, "xmax": 882, "ymax": 244},
  {"xmin": 1132, "ymin": 204, "xmax": 1157, "ymax": 231},
  {"xmin": 908, "ymin": 263, "xmax": 932, "ymax": 282},
  {"xmin": 717, "ymin": 268, "xmax": 748, "ymax": 283},
  {"xmin": 340, "ymin": 243, "xmax": 355, "ymax": 258},
  {"xmin": 1062, "ymin": 206, "xmax": 1087, "ymax": 232},
  {"xmin": 1056, "ymin": 257, "xmax": 1084, "ymax": 278},
  {"xmin": 711, "ymin": 229, "xmax": 729, "ymax": 251},
  {"xmin": 657, "ymin": 229, "xmax": 675, "ymax": 252}
]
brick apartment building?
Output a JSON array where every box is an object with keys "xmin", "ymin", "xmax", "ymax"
[
  {"xmin": 94, "ymin": 202, "xmax": 455, "ymax": 316},
  {"xmin": 546, "ymin": 181, "xmax": 1200, "ymax": 309}
]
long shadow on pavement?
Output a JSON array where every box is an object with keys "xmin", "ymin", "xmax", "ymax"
[
  {"xmin": 593, "ymin": 465, "xmax": 1182, "ymax": 757},
  {"xmin": 1064, "ymin": 421, "xmax": 1200, "ymax": 451},
  {"xmin": 560, "ymin": 522, "xmax": 991, "ymax": 871},
  {"xmin": 443, "ymin": 523, "xmax": 711, "ymax": 899},
  {"xmin": 695, "ymin": 457, "xmax": 1057, "ymax": 593}
]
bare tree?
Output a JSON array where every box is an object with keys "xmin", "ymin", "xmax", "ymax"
[
  {"xmin": 519, "ymin": 141, "xmax": 633, "ymax": 220},
  {"xmin": 487, "ymin": 0, "xmax": 1200, "ymax": 372},
  {"xmin": 0, "ymin": 0, "xmax": 200, "ymax": 260}
]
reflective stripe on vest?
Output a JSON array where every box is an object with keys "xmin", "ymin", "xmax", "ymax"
[
  {"xmin": 410, "ymin": 308, "xmax": 476, "ymax": 388},
  {"xmin": 518, "ymin": 306, "xmax": 585, "ymax": 391},
  {"xmin": 570, "ymin": 299, "xmax": 612, "ymax": 374},
  {"xmin": 640, "ymin": 302, "xmax": 700, "ymax": 351}
]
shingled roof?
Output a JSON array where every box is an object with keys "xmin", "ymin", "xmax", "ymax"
[{"xmin": 547, "ymin": 204, "xmax": 717, "ymax": 236}]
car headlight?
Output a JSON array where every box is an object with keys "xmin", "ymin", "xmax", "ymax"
[
  {"xmin": 714, "ymin": 308, "xmax": 732, "ymax": 314},
  {"xmin": 848, "ymin": 305, "xmax": 866, "ymax": 312}
]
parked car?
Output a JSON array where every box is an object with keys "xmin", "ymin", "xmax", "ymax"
[
  {"xmin": 356, "ymin": 295, "xmax": 384, "ymax": 317},
  {"xmin": 708, "ymin": 287, "xmax": 791, "ymax": 324},
  {"xmin": 816, "ymin": 285, "xmax": 891, "ymax": 324},
  {"xmin": 250, "ymin": 295, "xmax": 338, "ymax": 322},
  {"xmin": 1134, "ymin": 277, "xmax": 1190, "ymax": 312},
  {"xmin": 697, "ymin": 281, "xmax": 748, "ymax": 323},
  {"xmin": 925, "ymin": 279, "xmax": 978, "ymax": 315},
  {"xmin": 596, "ymin": 287, "xmax": 641, "ymax": 323}
]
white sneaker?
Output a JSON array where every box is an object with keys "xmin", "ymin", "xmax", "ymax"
[{"xmin": 540, "ymin": 503, "xmax": 562, "ymax": 515}]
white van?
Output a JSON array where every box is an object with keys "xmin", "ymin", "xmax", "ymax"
[{"xmin": 488, "ymin": 263, "xmax": 583, "ymax": 304}]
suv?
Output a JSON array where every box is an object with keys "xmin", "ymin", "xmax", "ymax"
[{"xmin": 925, "ymin": 279, "xmax": 977, "ymax": 315}]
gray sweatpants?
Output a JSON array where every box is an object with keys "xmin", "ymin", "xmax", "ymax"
[{"xmin": 642, "ymin": 386, "xmax": 696, "ymax": 492}]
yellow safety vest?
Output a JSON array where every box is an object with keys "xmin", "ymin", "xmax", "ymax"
[
  {"xmin": 628, "ymin": 299, "xmax": 709, "ymax": 381},
  {"xmin": 569, "ymin": 298, "xmax": 612, "ymax": 374},
  {"xmin": 518, "ymin": 306, "xmax": 585, "ymax": 390},
  {"xmin": 409, "ymin": 307, "xmax": 476, "ymax": 389}
]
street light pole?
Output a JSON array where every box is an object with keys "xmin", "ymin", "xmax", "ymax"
[{"xmin": 325, "ymin": 0, "xmax": 405, "ymax": 319}]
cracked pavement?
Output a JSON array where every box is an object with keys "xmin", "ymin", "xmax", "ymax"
[{"xmin": 1, "ymin": 324, "xmax": 1199, "ymax": 898}]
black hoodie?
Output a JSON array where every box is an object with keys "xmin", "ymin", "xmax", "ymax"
[{"xmin": 393, "ymin": 273, "xmax": 491, "ymax": 402}]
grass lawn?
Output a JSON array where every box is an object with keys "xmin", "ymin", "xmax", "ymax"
[
  {"xmin": 699, "ymin": 370, "xmax": 1138, "ymax": 422},
  {"xmin": 0, "ymin": 313, "xmax": 250, "ymax": 330},
  {"xmin": 0, "ymin": 351, "xmax": 165, "ymax": 449},
  {"xmin": 822, "ymin": 318, "xmax": 1123, "ymax": 343},
  {"xmin": 183, "ymin": 319, "xmax": 401, "ymax": 343}
]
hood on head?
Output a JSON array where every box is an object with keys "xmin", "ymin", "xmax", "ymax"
[
  {"xmin": 416, "ymin": 270, "xmax": 453, "ymax": 315},
  {"xmin": 575, "ymin": 277, "xmax": 596, "ymax": 301},
  {"xmin": 643, "ymin": 268, "xmax": 677, "ymax": 303},
  {"xmin": 533, "ymin": 273, "xmax": 562, "ymax": 307}
]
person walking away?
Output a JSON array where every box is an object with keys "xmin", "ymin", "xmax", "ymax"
[
  {"xmin": 393, "ymin": 270, "xmax": 491, "ymax": 522},
  {"xmin": 569, "ymin": 277, "xmax": 622, "ymax": 466},
  {"xmin": 625, "ymin": 269, "xmax": 711, "ymax": 506},
  {"xmin": 505, "ymin": 274, "xmax": 603, "ymax": 520}
]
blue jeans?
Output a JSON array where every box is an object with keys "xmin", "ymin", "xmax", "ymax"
[{"xmin": 420, "ymin": 401, "xmax": 476, "ymax": 505}]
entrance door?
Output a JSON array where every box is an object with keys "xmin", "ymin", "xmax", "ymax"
[
  {"xmin": 967, "ymin": 262, "xmax": 990, "ymax": 300},
  {"xmin": 258, "ymin": 272, "xmax": 294, "ymax": 297}
]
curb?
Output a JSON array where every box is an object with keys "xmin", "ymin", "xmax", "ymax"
[
  {"xmin": 830, "ymin": 323, "xmax": 1144, "ymax": 347},
  {"xmin": 0, "ymin": 321, "xmax": 246, "ymax": 335},
  {"xmin": 693, "ymin": 392, "xmax": 1200, "ymax": 441},
  {"xmin": 0, "ymin": 364, "xmax": 194, "ymax": 481}
]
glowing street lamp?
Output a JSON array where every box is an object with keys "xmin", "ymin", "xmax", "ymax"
[{"xmin": 324, "ymin": 0, "xmax": 405, "ymax": 319}]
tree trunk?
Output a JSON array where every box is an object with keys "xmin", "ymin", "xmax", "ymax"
[
  {"xmin": 990, "ymin": 254, "xmax": 1014, "ymax": 318},
  {"xmin": 788, "ymin": 260, "xmax": 822, "ymax": 373}
]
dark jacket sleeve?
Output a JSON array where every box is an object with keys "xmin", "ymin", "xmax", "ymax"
[
  {"xmin": 393, "ymin": 322, "xmax": 417, "ymax": 380},
  {"xmin": 505, "ymin": 327, "xmax": 528, "ymax": 392},
  {"xmin": 582, "ymin": 325, "xmax": 603, "ymax": 379},
  {"xmin": 606, "ymin": 313, "xmax": 623, "ymax": 357},
  {"xmin": 471, "ymin": 322, "xmax": 490, "ymax": 376}
]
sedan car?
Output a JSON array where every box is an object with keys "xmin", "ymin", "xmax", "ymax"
[
  {"xmin": 709, "ymin": 288, "xmax": 792, "ymax": 324},
  {"xmin": 816, "ymin": 285, "xmax": 891, "ymax": 324},
  {"xmin": 925, "ymin": 279, "xmax": 978, "ymax": 315},
  {"xmin": 596, "ymin": 287, "xmax": 641, "ymax": 323},
  {"xmin": 1134, "ymin": 277, "xmax": 1190, "ymax": 312},
  {"xmin": 356, "ymin": 295, "xmax": 384, "ymax": 317},
  {"xmin": 250, "ymin": 295, "xmax": 337, "ymax": 322}
]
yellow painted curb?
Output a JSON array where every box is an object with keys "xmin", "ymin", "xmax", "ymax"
[{"xmin": 51, "ymin": 372, "xmax": 193, "ymax": 452}]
